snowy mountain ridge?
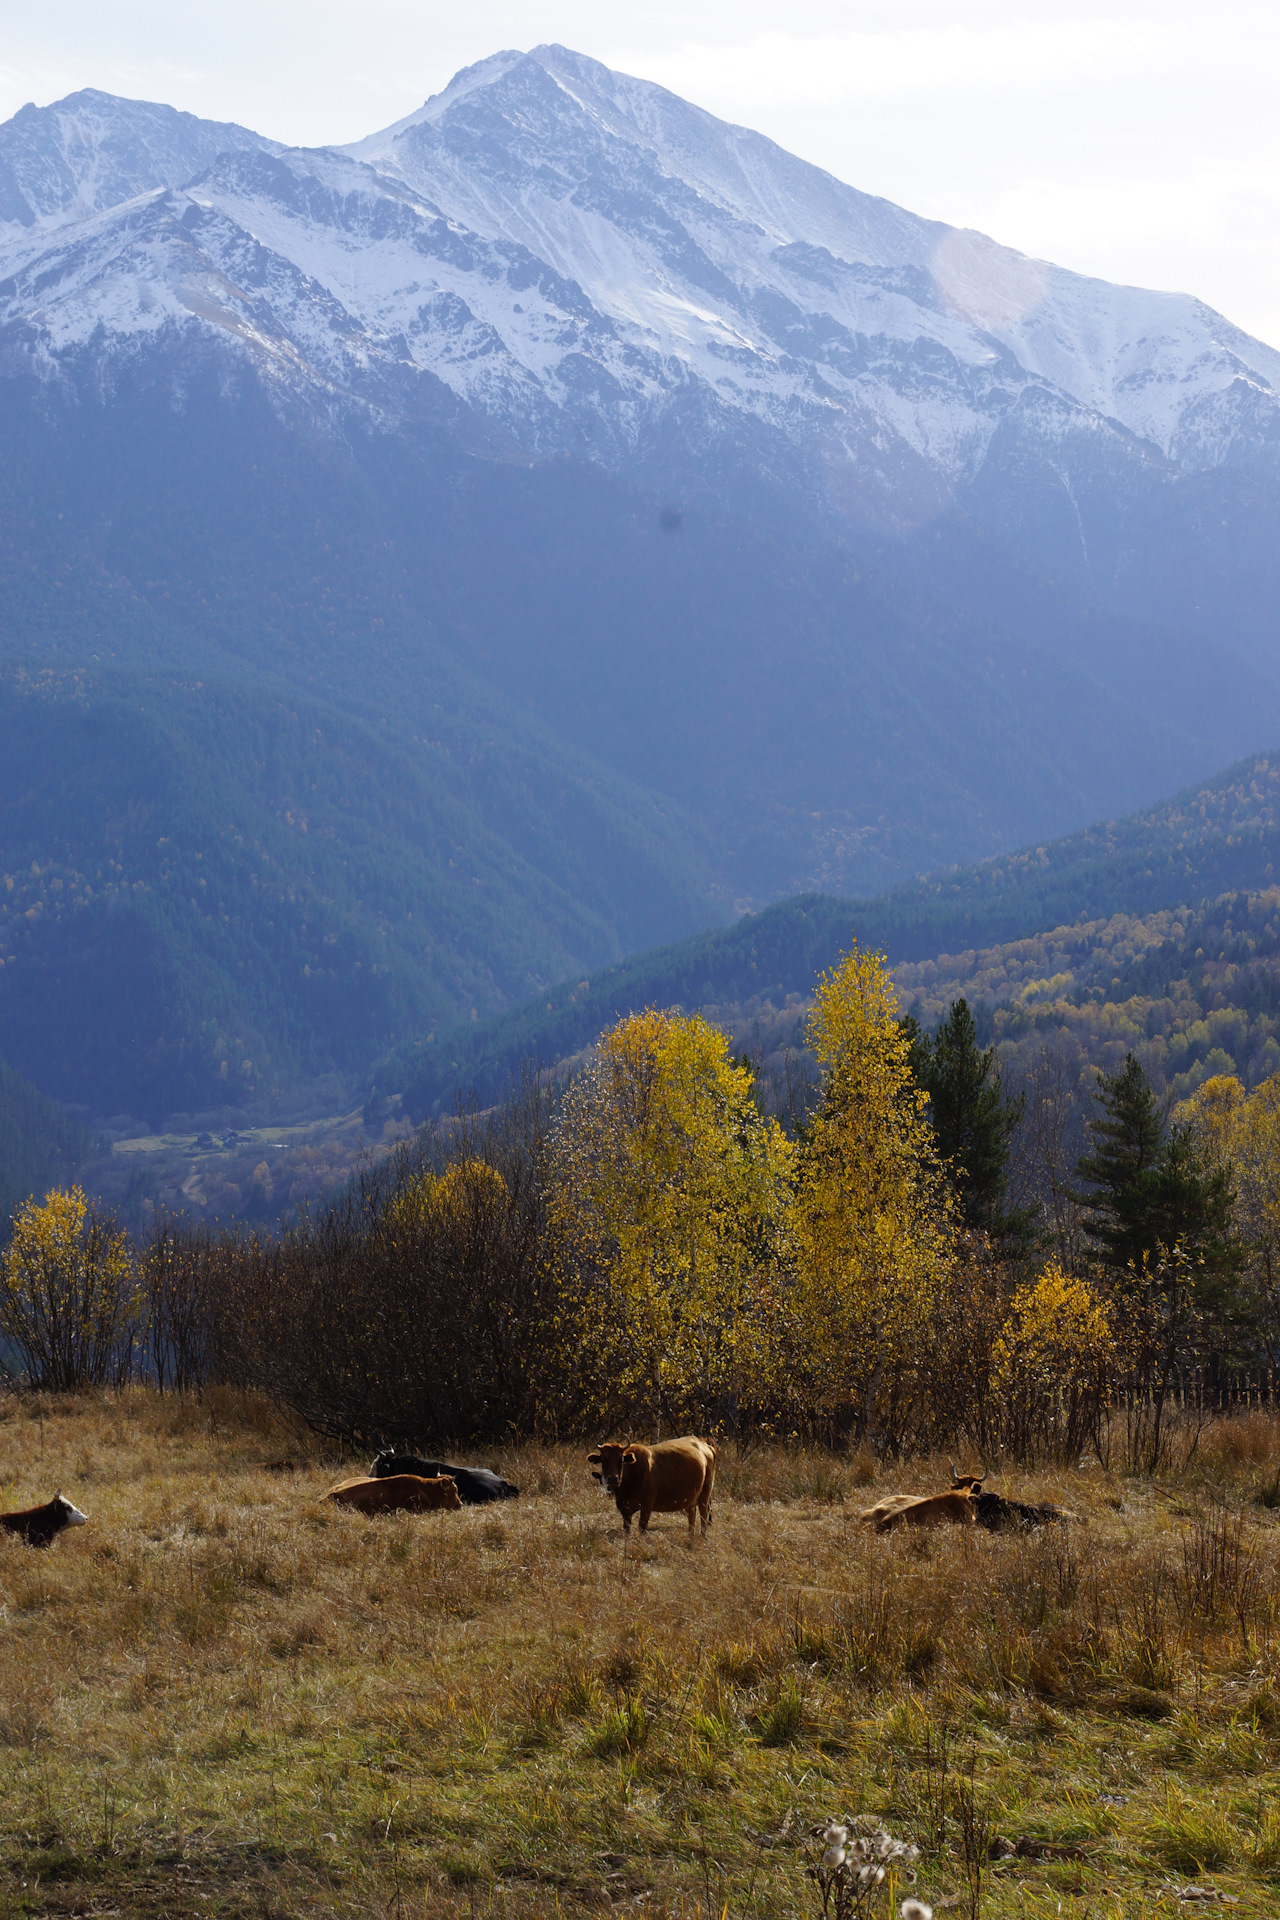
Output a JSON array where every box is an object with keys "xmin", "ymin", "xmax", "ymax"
[
  {"xmin": 352, "ymin": 45, "xmax": 1280, "ymax": 458},
  {"xmin": 0, "ymin": 87, "xmax": 276, "ymax": 231},
  {"xmin": 3, "ymin": 45, "xmax": 1279, "ymax": 538}
]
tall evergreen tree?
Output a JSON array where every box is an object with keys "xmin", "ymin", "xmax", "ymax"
[
  {"xmin": 1077, "ymin": 1052, "xmax": 1238, "ymax": 1285},
  {"xmin": 907, "ymin": 997, "xmax": 1032, "ymax": 1242},
  {"xmin": 1075, "ymin": 1053, "xmax": 1163, "ymax": 1269}
]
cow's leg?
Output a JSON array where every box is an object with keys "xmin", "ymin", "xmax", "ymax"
[{"xmin": 639, "ymin": 1503, "xmax": 653, "ymax": 1532}]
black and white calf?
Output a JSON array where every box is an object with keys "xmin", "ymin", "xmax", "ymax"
[{"xmin": 1, "ymin": 1492, "xmax": 89, "ymax": 1548}]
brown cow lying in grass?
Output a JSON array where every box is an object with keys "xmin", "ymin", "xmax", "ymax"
[
  {"xmin": 859, "ymin": 1484, "xmax": 983, "ymax": 1533},
  {"xmin": 326, "ymin": 1474, "xmax": 462, "ymax": 1515},
  {"xmin": 588, "ymin": 1436, "xmax": 717, "ymax": 1536},
  {"xmin": 861, "ymin": 1467, "xmax": 1082, "ymax": 1535}
]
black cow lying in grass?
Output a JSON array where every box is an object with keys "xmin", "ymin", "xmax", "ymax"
[
  {"xmin": 950, "ymin": 1466, "xmax": 1079, "ymax": 1531},
  {"xmin": 975, "ymin": 1491, "xmax": 1077, "ymax": 1530},
  {"xmin": 951, "ymin": 1466, "xmax": 1082, "ymax": 1528},
  {"xmin": 369, "ymin": 1451, "xmax": 519, "ymax": 1504}
]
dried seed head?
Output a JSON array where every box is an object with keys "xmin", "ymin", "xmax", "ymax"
[
  {"xmin": 823, "ymin": 1846, "xmax": 848, "ymax": 1869},
  {"xmin": 901, "ymin": 1901, "xmax": 933, "ymax": 1920}
]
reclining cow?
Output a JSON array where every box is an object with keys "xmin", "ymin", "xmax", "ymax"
[
  {"xmin": 949, "ymin": 1465, "xmax": 1080, "ymax": 1531},
  {"xmin": 0, "ymin": 1492, "xmax": 89, "ymax": 1548},
  {"xmin": 369, "ymin": 1451, "xmax": 519, "ymax": 1503},
  {"xmin": 858, "ymin": 1481, "xmax": 983, "ymax": 1533},
  {"xmin": 328, "ymin": 1474, "xmax": 462, "ymax": 1515}
]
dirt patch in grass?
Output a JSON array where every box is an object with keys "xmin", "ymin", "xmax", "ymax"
[{"xmin": 2, "ymin": 1392, "xmax": 1280, "ymax": 1916}]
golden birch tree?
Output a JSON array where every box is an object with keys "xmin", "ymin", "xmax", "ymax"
[
  {"xmin": 549, "ymin": 1008, "xmax": 794, "ymax": 1427},
  {"xmin": 787, "ymin": 940, "xmax": 955, "ymax": 1442},
  {"xmin": 0, "ymin": 1185, "xmax": 137, "ymax": 1389},
  {"xmin": 1177, "ymin": 1071, "xmax": 1280, "ymax": 1361}
]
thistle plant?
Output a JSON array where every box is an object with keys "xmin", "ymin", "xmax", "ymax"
[{"xmin": 806, "ymin": 1820, "xmax": 924, "ymax": 1920}]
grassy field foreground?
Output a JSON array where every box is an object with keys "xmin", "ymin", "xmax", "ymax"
[{"xmin": 2, "ymin": 1395, "xmax": 1280, "ymax": 1917}]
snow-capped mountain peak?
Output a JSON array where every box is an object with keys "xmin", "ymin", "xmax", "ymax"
[
  {"xmin": 339, "ymin": 43, "xmax": 1280, "ymax": 472},
  {"xmin": 0, "ymin": 89, "xmax": 277, "ymax": 234},
  {"xmin": 3, "ymin": 52, "xmax": 1280, "ymax": 543}
]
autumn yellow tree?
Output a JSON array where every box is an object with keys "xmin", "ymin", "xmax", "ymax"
[
  {"xmin": 787, "ymin": 940, "xmax": 955, "ymax": 1445},
  {"xmin": 991, "ymin": 1262, "xmax": 1115, "ymax": 1461},
  {"xmin": 0, "ymin": 1185, "xmax": 137, "ymax": 1389},
  {"xmin": 1177, "ymin": 1071, "xmax": 1280, "ymax": 1362},
  {"xmin": 549, "ymin": 1008, "xmax": 795, "ymax": 1427}
]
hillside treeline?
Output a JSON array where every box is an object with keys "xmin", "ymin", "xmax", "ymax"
[
  {"xmin": 373, "ymin": 754, "xmax": 1280, "ymax": 1120},
  {"xmin": 4, "ymin": 941, "xmax": 1278, "ymax": 1466},
  {"xmin": 0, "ymin": 1054, "xmax": 87, "ymax": 1236}
]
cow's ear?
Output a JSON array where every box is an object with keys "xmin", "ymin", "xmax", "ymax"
[
  {"xmin": 622, "ymin": 1446, "xmax": 640, "ymax": 1463},
  {"xmin": 587, "ymin": 1451, "xmax": 601, "ymax": 1463}
]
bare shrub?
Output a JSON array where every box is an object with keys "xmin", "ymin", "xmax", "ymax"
[
  {"xmin": 191, "ymin": 1076, "xmax": 567, "ymax": 1444},
  {"xmin": 139, "ymin": 1215, "xmax": 215, "ymax": 1393}
]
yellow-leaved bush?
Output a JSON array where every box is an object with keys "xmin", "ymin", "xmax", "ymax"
[
  {"xmin": 1176, "ymin": 1071, "xmax": 1280, "ymax": 1358},
  {"xmin": 386, "ymin": 1158, "xmax": 509, "ymax": 1247},
  {"xmin": 549, "ymin": 1007, "xmax": 795, "ymax": 1428},
  {"xmin": 0, "ymin": 1184, "xmax": 138, "ymax": 1389},
  {"xmin": 991, "ymin": 1262, "xmax": 1114, "ymax": 1462}
]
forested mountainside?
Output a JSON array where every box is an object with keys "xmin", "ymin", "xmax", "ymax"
[
  {"xmin": 4, "ymin": 60, "xmax": 1280, "ymax": 1128},
  {"xmin": 0, "ymin": 1054, "xmax": 87, "ymax": 1236},
  {"xmin": 900, "ymin": 888, "xmax": 1280, "ymax": 1096},
  {"xmin": 0, "ymin": 667, "xmax": 717, "ymax": 1119},
  {"xmin": 373, "ymin": 752, "xmax": 1280, "ymax": 1118}
]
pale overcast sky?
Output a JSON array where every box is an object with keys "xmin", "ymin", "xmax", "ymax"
[{"xmin": 2, "ymin": 0, "xmax": 1277, "ymax": 347}]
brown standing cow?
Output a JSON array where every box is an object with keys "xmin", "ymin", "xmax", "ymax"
[
  {"xmin": 588, "ymin": 1436, "xmax": 717, "ymax": 1536},
  {"xmin": 326, "ymin": 1474, "xmax": 462, "ymax": 1515}
]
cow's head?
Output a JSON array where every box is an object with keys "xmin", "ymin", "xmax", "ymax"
[
  {"xmin": 948, "ymin": 1460, "xmax": 987, "ymax": 1492},
  {"xmin": 617, "ymin": 1446, "xmax": 652, "ymax": 1501},
  {"xmin": 587, "ymin": 1442, "xmax": 631, "ymax": 1492}
]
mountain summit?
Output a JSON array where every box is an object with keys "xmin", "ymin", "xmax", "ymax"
[
  {"xmin": 5, "ymin": 49, "xmax": 1278, "ymax": 569},
  {"xmin": 347, "ymin": 45, "xmax": 1280, "ymax": 518}
]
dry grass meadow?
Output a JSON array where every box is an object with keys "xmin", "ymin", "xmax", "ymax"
[{"xmin": 4, "ymin": 1392, "xmax": 1280, "ymax": 1918}]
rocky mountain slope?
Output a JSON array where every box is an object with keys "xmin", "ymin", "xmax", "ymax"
[{"xmin": 7, "ymin": 54, "xmax": 1280, "ymax": 538}]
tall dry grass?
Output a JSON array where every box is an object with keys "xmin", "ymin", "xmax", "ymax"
[{"xmin": 3, "ymin": 1391, "xmax": 1280, "ymax": 1915}]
